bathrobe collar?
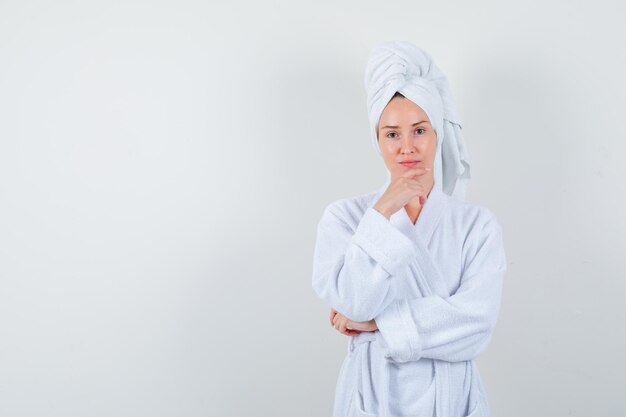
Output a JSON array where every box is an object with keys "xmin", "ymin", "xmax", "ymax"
[{"xmin": 365, "ymin": 179, "xmax": 455, "ymax": 417}]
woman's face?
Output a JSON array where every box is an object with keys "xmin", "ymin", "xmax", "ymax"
[{"xmin": 377, "ymin": 97, "xmax": 437, "ymax": 184}]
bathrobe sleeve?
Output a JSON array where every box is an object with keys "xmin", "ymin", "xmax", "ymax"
[
  {"xmin": 311, "ymin": 204, "xmax": 419, "ymax": 323},
  {"xmin": 374, "ymin": 212, "xmax": 507, "ymax": 363}
]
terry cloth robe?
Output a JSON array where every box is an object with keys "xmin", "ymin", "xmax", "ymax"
[{"xmin": 311, "ymin": 182, "xmax": 507, "ymax": 417}]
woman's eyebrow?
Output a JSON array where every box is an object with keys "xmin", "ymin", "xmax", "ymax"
[{"xmin": 380, "ymin": 121, "xmax": 429, "ymax": 129}]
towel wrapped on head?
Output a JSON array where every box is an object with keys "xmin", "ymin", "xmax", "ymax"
[{"xmin": 364, "ymin": 41, "xmax": 471, "ymax": 201}]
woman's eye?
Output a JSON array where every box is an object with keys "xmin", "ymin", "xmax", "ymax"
[{"xmin": 386, "ymin": 129, "xmax": 424, "ymax": 139}]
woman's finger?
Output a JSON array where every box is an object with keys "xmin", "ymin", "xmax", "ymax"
[
  {"xmin": 335, "ymin": 315, "xmax": 344, "ymax": 331},
  {"xmin": 342, "ymin": 327, "xmax": 360, "ymax": 336},
  {"xmin": 332, "ymin": 315, "xmax": 362, "ymax": 336},
  {"xmin": 338, "ymin": 317, "xmax": 347, "ymax": 333}
]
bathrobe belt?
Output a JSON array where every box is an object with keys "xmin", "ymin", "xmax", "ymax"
[{"xmin": 349, "ymin": 331, "xmax": 451, "ymax": 417}]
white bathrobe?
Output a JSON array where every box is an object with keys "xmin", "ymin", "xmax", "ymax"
[{"xmin": 312, "ymin": 181, "xmax": 507, "ymax": 417}]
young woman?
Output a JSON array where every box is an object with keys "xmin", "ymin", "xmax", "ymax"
[{"xmin": 312, "ymin": 41, "xmax": 507, "ymax": 417}]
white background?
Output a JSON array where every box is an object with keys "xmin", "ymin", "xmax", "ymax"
[{"xmin": 1, "ymin": 1, "xmax": 624, "ymax": 416}]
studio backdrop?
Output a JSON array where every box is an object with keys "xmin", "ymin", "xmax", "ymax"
[{"xmin": 0, "ymin": 1, "xmax": 624, "ymax": 416}]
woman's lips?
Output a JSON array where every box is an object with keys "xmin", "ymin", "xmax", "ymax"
[{"xmin": 400, "ymin": 161, "xmax": 419, "ymax": 167}]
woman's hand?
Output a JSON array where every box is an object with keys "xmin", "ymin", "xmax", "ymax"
[
  {"xmin": 330, "ymin": 308, "xmax": 378, "ymax": 336},
  {"xmin": 373, "ymin": 167, "xmax": 431, "ymax": 219}
]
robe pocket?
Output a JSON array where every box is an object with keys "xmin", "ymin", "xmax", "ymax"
[
  {"xmin": 465, "ymin": 390, "xmax": 486, "ymax": 417},
  {"xmin": 350, "ymin": 389, "xmax": 378, "ymax": 417}
]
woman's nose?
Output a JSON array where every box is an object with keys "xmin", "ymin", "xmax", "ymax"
[{"xmin": 400, "ymin": 136, "xmax": 416, "ymax": 153}]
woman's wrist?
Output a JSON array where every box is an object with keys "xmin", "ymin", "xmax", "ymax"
[{"xmin": 373, "ymin": 203, "xmax": 393, "ymax": 220}]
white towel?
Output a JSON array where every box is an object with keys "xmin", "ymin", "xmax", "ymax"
[{"xmin": 364, "ymin": 41, "xmax": 471, "ymax": 201}]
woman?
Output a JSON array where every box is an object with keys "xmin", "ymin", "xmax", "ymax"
[{"xmin": 311, "ymin": 41, "xmax": 507, "ymax": 417}]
